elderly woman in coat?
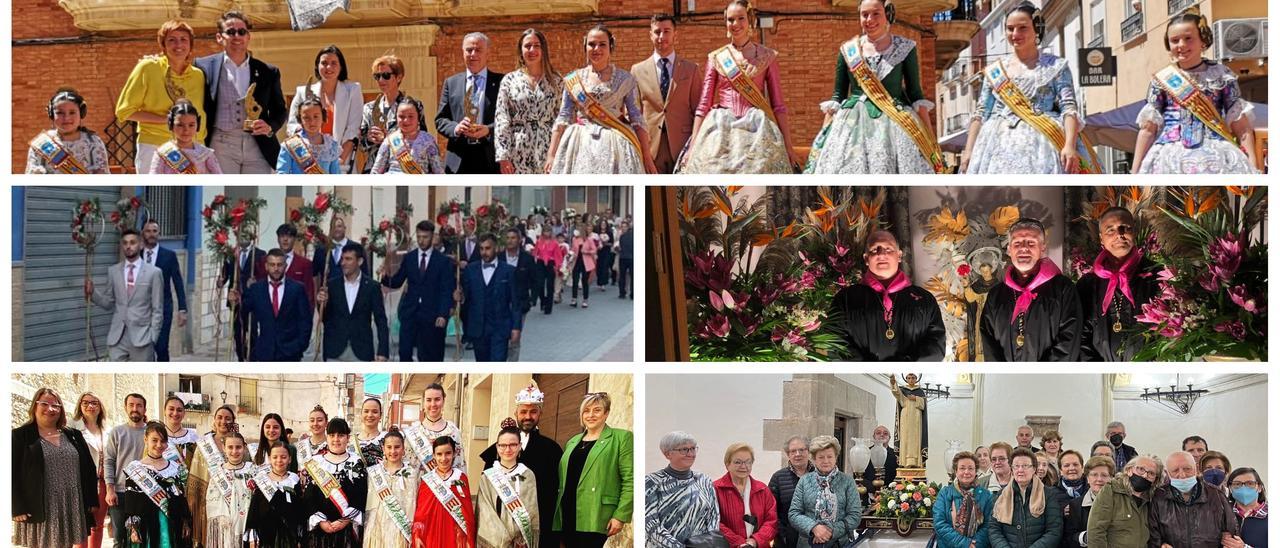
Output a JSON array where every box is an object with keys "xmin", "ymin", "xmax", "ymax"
[
  {"xmin": 645, "ymin": 431, "xmax": 720, "ymax": 548},
  {"xmin": 989, "ymin": 447, "xmax": 1062, "ymax": 548},
  {"xmin": 788, "ymin": 435, "xmax": 861, "ymax": 548}
]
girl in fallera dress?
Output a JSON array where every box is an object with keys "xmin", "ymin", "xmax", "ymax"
[
  {"xmin": 162, "ymin": 396, "xmax": 200, "ymax": 466},
  {"xmin": 410, "ymin": 437, "xmax": 476, "ymax": 548},
  {"xmin": 363, "ymin": 430, "xmax": 420, "ymax": 548},
  {"xmin": 149, "ymin": 99, "xmax": 222, "ymax": 174},
  {"xmin": 252, "ymin": 413, "xmax": 299, "ymax": 473},
  {"xmin": 187, "ymin": 405, "xmax": 236, "ymax": 547},
  {"xmin": 416, "ymin": 384, "xmax": 466, "ymax": 471},
  {"xmin": 298, "ymin": 406, "xmax": 331, "ymax": 474},
  {"xmin": 353, "ymin": 397, "xmax": 388, "ymax": 468},
  {"xmin": 245, "ymin": 442, "xmax": 306, "ymax": 548},
  {"xmin": 203, "ymin": 433, "xmax": 254, "ymax": 548},
  {"xmin": 1131, "ymin": 8, "xmax": 1258, "ymax": 174},
  {"xmin": 370, "ymin": 97, "xmax": 445, "ymax": 174},
  {"xmin": 806, "ymin": 0, "xmax": 941, "ymax": 174},
  {"xmin": 303, "ymin": 418, "xmax": 368, "ymax": 548},
  {"xmin": 545, "ymin": 25, "xmax": 656, "ymax": 175},
  {"xmin": 679, "ymin": 0, "xmax": 802, "ymax": 174},
  {"xmin": 496, "ymin": 29, "xmax": 563, "ymax": 175},
  {"xmin": 26, "ymin": 88, "xmax": 110, "ymax": 174},
  {"xmin": 122, "ymin": 422, "xmax": 193, "ymax": 548},
  {"xmin": 278, "ymin": 97, "xmax": 343, "ymax": 174},
  {"xmin": 960, "ymin": 2, "xmax": 1099, "ymax": 174}
]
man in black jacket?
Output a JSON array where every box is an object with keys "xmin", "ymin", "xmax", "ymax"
[
  {"xmin": 317, "ymin": 243, "xmax": 389, "ymax": 361},
  {"xmin": 435, "ymin": 32, "xmax": 503, "ymax": 174},
  {"xmin": 768, "ymin": 435, "xmax": 816, "ymax": 548},
  {"xmin": 617, "ymin": 219, "xmax": 634, "ymax": 299},
  {"xmin": 194, "ymin": 10, "xmax": 287, "ymax": 173},
  {"xmin": 979, "ymin": 218, "xmax": 1082, "ymax": 361}
]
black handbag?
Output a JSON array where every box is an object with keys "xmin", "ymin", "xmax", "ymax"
[{"xmin": 685, "ymin": 530, "xmax": 731, "ymax": 548}]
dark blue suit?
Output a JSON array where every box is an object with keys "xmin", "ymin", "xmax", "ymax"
[
  {"xmin": 382, "ymin": 248, "xmax": 455, "ymax": 361},
  {"xmin": 223, "ymin": 247, "xmax": 266, "ymax": 361},
  {"xmin": 145, "ymin": 245, "xmax": 187, "ymax": 362},
  {"xmin": 459, "ymin": 260, "xmax": 523, "ymax": 362},
  {"xmin": 240, "ymin": 277, "xmax": 312, "ymax": 361}
]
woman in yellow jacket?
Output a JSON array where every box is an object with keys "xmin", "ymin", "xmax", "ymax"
[
  {"xmin": 554, "ymin": 392, "xmax": 633, "ymax": 548},
  {"xmin": 114, "ymin": 19, "xmax": 206, "ymax": 173}
]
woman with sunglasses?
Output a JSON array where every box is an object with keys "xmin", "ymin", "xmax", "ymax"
[
  {"xmin": 555, "ymin": 392, "xmax": 633, "ymax": 548},
  {"xmin": 13, "ymin": 387, "xmax": 98, "ymax": 548},
  {"xmin": 358, "ymin": 55, "xmax": 407, "ymax": 173}
]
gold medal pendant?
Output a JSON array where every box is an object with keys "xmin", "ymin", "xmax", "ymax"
[
  {"xmin": 885, "ymin": 328, "xmax": 895, "ymax": 340},
  {"xmin": 1015, "ymin": 334, "xmax": 1026, "ymax": 348},
  {"xmin": 1113, "ymin": 321, "xmax": 1123, "ymax": 333}
]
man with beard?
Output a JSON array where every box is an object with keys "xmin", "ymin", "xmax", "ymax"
[
  {"xmin": 230, "ymin": 249, "xmax": 312, "ymax": 361},
  {"xmin": 860, "ymin": 425, "xmax": 899, "ymax": 505},
  {"xmin": 84, "ymin": 229, "xmax": 164, "ymax": 361},
  {"xmin": 219, "ymin": 231, "xmax": 265, "ymax": 361},
  {"xmin": 479, "ymin": 383, "xmax": 564, "ymax": 548},
  {"xmin": 256, "ymin": 223, "xmax": 314, "ymax": 305},
  {"xmin": 1076, "ymin": 207, "xmax": 1160, "ymax": 361},
  {"xmin": 381, "ymin": 220, "xmax": 455, "ymax": 361},
  {"xmin": 455, "ymin": 233, "xmax": 522, "ymax": 361},
  {"xmin": 140, "ymin": 218, "xmax": 187, "ymax": 361},
  {"xmin": 980, "ymin": 218, "xmax": 1082, "ymax": 361},
  {"xmin": 832, "ymin": 230, "xmax": 946, "ymax": 360},
  {"xmin": 501, "ymin": 227, "xmax": 536, "ymax": 361},
  {"xmin": 102, "ymin": 393, "xmax": 148, "ymax": 547}
]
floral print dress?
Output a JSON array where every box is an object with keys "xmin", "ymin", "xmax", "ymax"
[{"xmin": 496, "ymin": 69, "xmax": 563, "ymax": 174}]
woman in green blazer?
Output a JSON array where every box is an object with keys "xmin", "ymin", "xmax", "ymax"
[{"xmin": 553, "ymin": 391, "xmax": 634, "ymax": 548}]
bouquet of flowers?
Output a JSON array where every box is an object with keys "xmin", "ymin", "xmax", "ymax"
[
  {"xmin": 71, "ymin": 198, "xmax": 105, "ymax": 250},
  {"xmin": 474, "ymin": 199, "xmax": 511, "ymax": 236},
  {"xmin": 872, "ymin": 480, "xmax": 941, "ymax": 519},
  {"xmin": 367, "ymin": 204, "xmax": 414, "ymax": 258},
  {"xmin": 680, "ymin": 186, "xmax": 846, "ymax": 361},
  {"xmin": 291, "ymin": 191, "xmax": 354, "ymax": 248},
  {"xmin": 436, "ymin": 200, "xmax": 470, "ymax": 250},
  {"xmin": 1133, "ymin": 186, "xmax": 1267, "ymax": 361},
  {"xmin": 203, "ymin": 195, "xmax": 268, "ymax": 264},
  {"xmin": 111, "ymin": 195, "xmax": 148, "ymax": 234},
  {"xmin": 531, "ymin": 205, "xmax": 549, "ymax": 217}
]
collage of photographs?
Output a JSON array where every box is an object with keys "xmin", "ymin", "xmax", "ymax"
[{"xmin": 2, "ymin": 0, "xmax": 1273, "ymax": 547}]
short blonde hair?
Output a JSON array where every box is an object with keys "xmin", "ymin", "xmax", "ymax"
[
  {"xmin": 579, "ymin": 392, "xmax": 611, "ymax": 427},
  {"xmin": 1083, "ymin": 455, "xmax": 1115, "ymax": 477},
  {"xmin": 723, "ymin": 443, "xmax": 755, "ymax": 466},
  {"xmin": 370, "ymin": 55, "xmax": 405, "ymax": 77},
  {"xmin": 809, "ymin": 435, "xmax": 841, "ymax": 457}
]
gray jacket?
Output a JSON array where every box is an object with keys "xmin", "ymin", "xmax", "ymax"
[{"xmin": 90, "ymin": 260, "xmax": 163, "ymax": 348}]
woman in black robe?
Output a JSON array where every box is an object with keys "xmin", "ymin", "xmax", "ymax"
[
  {"xmin": 979, "ymin": 218, "xmax": 1082, "ymax": 361},
  {"xmin": 832, "ymin": 230, "xmax": 946, "ymax": 361},
  {"xmin": 1075, "ymin": 208, "xmax": 1161, "ymax": 361},
  {"xmin": 302, "ymin": 418, "xmax": 367, "ymax": 548},
  {"xmin": 245, "ymin": 441, "xmax": 305, "ymax": 547}
]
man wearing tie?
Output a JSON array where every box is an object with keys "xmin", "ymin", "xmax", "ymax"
[
  {"xmin": 140, "ymin": 218, "xmax": 187, "ymax": 361},
  {"xmin": 436, "ymin": 33, "xmax": 504, "ymax": 174},
  {"xmin": 219, "ymin": 232, "xmax": 265, "ymax": 361},
  {"xmin": 382, "ymin": 221, "xmax": 456, "ymax": 361},
  {"xmin": 84, "ymin": 229, "xmax": 164, "ymax": 361},
  {"xmin": 311, "ymin": 215, "xmax": 369, "ymax": 282},
  {"xmin": 631, "ymin": 14, "xmax": 702, "ymax": 173},
  {"xmin": 317, "ymin": 243, "xmax": 389, "ymax": 361},
  {"xmin": 230, "ymin": 249, "xmax": 312, "ymax": 361},
  {"xmin": 502, "ymin": 227, "xmax": 536, "ymax": 361},
  {"xmin": 258, "ymin": 223, "xmax": 315, "ymax": 305},
  {"xmin": 455, "ymin": 233, "xmax": 523, "ymax": 362}
]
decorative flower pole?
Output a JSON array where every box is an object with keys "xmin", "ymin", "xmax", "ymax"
[
  {"xmin": 296, "ymin": 191, "xmax": 354, "ymax": 360},
  {"xmin": 203, "ymin": 195, "xmax": 266, "ymax": 361},
  {"xmin": 437, "ymin": 199, "xmax": 471, "ymax": 361},
  {"xmin": 72, "ymin": 198, "xmax": 105, "ymax": 361}
]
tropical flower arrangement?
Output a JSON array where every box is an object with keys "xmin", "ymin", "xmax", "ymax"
[
  {"xmin": 71, "ymin": 198, "xmax": 105, "ymax": 250},
  {"xmin": 1132, "ymin": 186, "xmax": 1266, "ymax": 361},
  {"xmin": 291, "ymin": 191, "xmax": 354, "ymax": 247},
  {"xmin": 202, "ymin": 195, "xmax": 268, "ymax": 263},
  {"xmin": 872, "ymin": 480, "xmax": 941, "ymax": 519},
  {"xmin": 680, "ymin": 186, "xmax": 848, "ymax": 361},
  {"xmin": 111, "ymin": 195, "xmax": 148, "ymax": 233}
]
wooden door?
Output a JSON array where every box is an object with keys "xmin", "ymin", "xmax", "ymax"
[
  {"xmin": 647, "ymin": 187, "xmax": 689, "ymax": 361},
  {"xmin": 535, "ymin": 374, "xmax": 590, "ymax": 447}
]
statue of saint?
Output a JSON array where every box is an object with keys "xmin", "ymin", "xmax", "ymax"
[{"xmin": 889, "ymin": 373, "xmax": 929, "ymax": 467}]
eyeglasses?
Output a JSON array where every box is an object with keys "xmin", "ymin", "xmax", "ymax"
[
  {"xmin": 787, "ymin": 448, "xmax": 808, "ymax": 455},
  {"xmin": 372, "ymin": 72, "xmax": 396, "ymax": 81},
  {"xmin": 673, "ymin": 446, "xmax": 698, "ymax": 455},
  {"xmin": 36, "ymin": 401, "xmax": 62, "ymax": 411},
  {"xmin": 991, "ymin": 456, "xmax": 1009, "ymax": 463},
  {"xmin": 81, "ymin": 400, "xmax": 101, "ymax": 407},
  {"xmin": 1011, "ymin": 463, "xmax": 1036, "ymax": 470},
  {"xmin": 1230, "ymin": 481, "xmax": 1260, "ymax": 489},
  {"xmin": 731, "ymin": 459, "xmax": 754, "ymax": 467},
  {"xmin": 1132, "ymin": 466, "xmax": 1157, "ymax": 479},
  {"xmin": 866, "ymin": 246, "xmax": 900, "ymax": 256},
  {"xmin": 221, "ymin": 28, "xmax": 249, "ymax": 37},
  {"xmin": 496, "ymin": 442, "xmax": 521, "ymax": 450}
]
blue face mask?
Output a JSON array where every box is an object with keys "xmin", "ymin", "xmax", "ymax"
[
  {"xmin": 1204, "ymin": 468, "xmax": 1227, "ymax": 487},
  {"xmin": 1171, "ymin": 476, "xmax": 1199, "ymax": 493},
  {"xmin": 1232, "ymin": 486, "xmax": 1260, "ymax": 506}
]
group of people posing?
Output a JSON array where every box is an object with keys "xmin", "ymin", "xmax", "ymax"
[
  {"xmin": 647, "ymin": 423, "xmax": 1266, "ymax": 548},
  {"xmin": 833, "ymin": 207, "xmax": 1164, "ymax": 361},
  {"xmin": 13, "ymin": 382, "xmax": 634, "ymax": 548},
  {"xmin": 83, "ymin": 209, "xmax": 632, "ymax": 362}
]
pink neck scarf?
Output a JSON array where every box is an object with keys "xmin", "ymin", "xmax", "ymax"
[
  {"xmin": 863, "ymin": 270, "xmax": 911, "ymax": 323},
  {"xmin": 1091, "ymin": 248, "xmax": 1143, "ymax": 311},
  {"xmin": 1004, "ymin": 258, "xmax": 1061, "ymax": 324}
]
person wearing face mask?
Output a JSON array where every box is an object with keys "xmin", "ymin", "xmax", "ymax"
[
  {"xmin": 934, "ymin": 451, "xmax": 994, "ymax": 548},
  {"xmin": 1199, "ymin": 450, "xmax": 1232, "ymax": 493},
  {"xmin": 768, "ymin": 436, "xmax": 815, "ymax": 548},
  {"xmin": 1102, "ymin": 422, "xmax": 1138, "ymax": 472},
  {"xmin": 789, "ymin": 435, "xmax": 862, "ymax": 548},
  {"xmin": 979, "ymin": 218, "xmax": 1082, "ymax": 361},
  {"xmin": 1149, "ymin": 451, "xmax": 1239, "ymax": 548},
  {"xmin": 1076, "ymin": 208, "xmax": 1160, "ymax": 362},
  {"xmin": 833, "ymin": 230, "xmax": 946, "ymax": 361},
  {"xmin": 1226, "ymin": 467, "xmax": 1267, "ymax": 548},
  {"xmin": 646, "ymin": 431, "xmax": 720, "ymax": 548},
  {"xmin": 860, "ymin": 425, "xmax": 899, "ymax": 504},
  {"xmin": 1060, "ymin": 455, "xmax": 1113, "ymax": 548}
]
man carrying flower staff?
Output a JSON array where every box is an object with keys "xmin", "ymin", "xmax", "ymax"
[{"xmin": 381, "ymin": 220, "xmax": 456, "ymax": 362}]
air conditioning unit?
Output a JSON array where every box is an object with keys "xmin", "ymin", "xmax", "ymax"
[{"xmin": 1214, "ymin": 18, "xmax": 1267, "ymax": 60}]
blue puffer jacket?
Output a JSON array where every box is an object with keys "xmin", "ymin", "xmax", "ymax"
[{"xmin": 933, "ymin": 483, "xmax": 995, "ymax": 548}]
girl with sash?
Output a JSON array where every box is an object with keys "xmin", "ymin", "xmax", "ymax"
[
  {"xmin": 26, "ymin": 88, "xmax": 110, "ymax": 173},
  {"xmin": 277, "ymin": 97, "xmax": 342, "ymax": 174},
  {"xmin": 805, "ymin": 0, "xmax": 942, "ymax": 174},
  {"xmin": 149, "ymin": 99, "xmax": 222, "ymax": 174},
  {"xmin": 411, "ymin": 437, "xmax": 476, "ymax": 548},
  {"xmin": 363, "ymin": 430, "xmax": 420, "ymax": 548},
  {"xmin": 960, "ymin": 2, "xmax": 1099, "ymax": 174},
  {"xmin": 679, "ymin": 0, "xmax": 801, "ymax": 174},
  {"xmin": 188, "ymin": 405, "xmax": 235, "ymax": 546},
  {"xmin": 1131, "ymin": 8, "xmax": 1258, "ymax": 174},
  {"xmin": 476, "ymin": 425, "xmax": 539, "ymax": 548},
  {"xmin": 162, "ymin": 396, "xmax": 200, "ymax": 466},
  {"xmin": 304, "ymin": 417, "xmax": 368, "ymax": 548},
  {"xmin": 370, "ymin": 97, "xmax": 445, "ymax": 174},
  {"xmin": 114, "ymin": 19, "xmax": 207, "ymax": 173},
  {"xmin": 298, "ymin": 406, "xmax": 330, "ymax": 479},
  {"xmin": 496, "ymin": 29, "xmax": 563, "ymax": 175},
  {"xmin": 554, "ymin": 392, "xmax": 633, "ymax": 548},
  {"xmin": 411, "ymin": 383, "xmax": 466, "ymax": 472},
  {"xmin": 246, "ymin": 442, "xmax": 305, "ymax": 548},
  {"xmin": 251, "ymin": 414, "xmax": 298, "ymax": 473},
  {"xmin": 204, "ymin": 433, "xmax": 254, "ymax": 548},
  {"xmin": 545, "ymin": 25, "xmax": 656, "ymax": 175},
  {"xmin": 354, "ymin": 397, "xmax": 388, "ymax": 468},
  {"xmin": 122, "ymin": 422, "xmax": 193, "ymax": 547}
]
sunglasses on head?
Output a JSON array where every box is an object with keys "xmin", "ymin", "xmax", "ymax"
[
  {"xmin": 221, "ymin": 28, "xmax": 249, "ymax": 37},
  {"xmin": 373, "ymin": 72, "xmax": 396, "ymax": 81}
]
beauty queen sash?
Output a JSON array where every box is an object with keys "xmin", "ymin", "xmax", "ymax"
[
  {"xmin": 283, "ymin": 135, "xmax": 326, "ymax": 174},
  {"xmin": 252, "ymin": 466, "xmax": 281, "ymax": 501},
  {"xmin": 422, "ymin": 468, "xmax": 469, "ymax": 536},
  {"xmin": 1154, "ymin": 64, "xmax": 1237, "ymax": 145},
  {"xmin": 563, "ymin": 69, "xmax": 645, "ymax": 159},
  {"xmin": 984, "ymin": 60, "xmax": 1102, "ymax": 173},
  {"xmin": 124, "ymin": 461, "xmax": 171, "ymax": 515},
  {"xmin": 711, "ymin": 45, "xmax": 780, "ymax": 128},
  {"xmin": 157, "ymin": 141, "xmax": 198, "ymax": 174},
  {"xmin": 841, "ymin": 38, "xmax": 945, "ymax": 173},
  {"xmin": 387, "ymin": 130, "xmax": 426, "ymax": 174},
  {"xmin": 304, "ymin": 458, "xmax": 354, "ymax": 518},
  {"xmin": 368, "ymin": 464, "xmax": 413, "ymax": 540},
  {"xmin": 483, "ymin": 467, "xmax": 534, "ymax": 548},
  {"xmin": 198, "ymin": 435, "xmax": 236, "ymax": 512},
  {"xmin": 30, "ymin": 132, "xmax": 89, "ymax": 173}
]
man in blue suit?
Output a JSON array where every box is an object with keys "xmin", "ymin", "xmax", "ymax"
[
  {"xmin": 382, "ymin": 220, "xmax": 455, "ymax": 362},
  {"xmin": 230, "ymin": 249, "xmax": 312, "ymax": 361},
  {"xmin": 455, "ymin": 233, "xmax": 523, "ymax": 362},
  {"xmin": 311, "ymin": 215, "xmax": 370, "ymax": 282},
  {"xmin": 140, "ymin": 219, "xmax": 188, "ymax": 361}
]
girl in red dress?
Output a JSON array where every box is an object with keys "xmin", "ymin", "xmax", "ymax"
[{"xmin": 411, "ymin": 437, "xmax": 476, "ymax": 548}]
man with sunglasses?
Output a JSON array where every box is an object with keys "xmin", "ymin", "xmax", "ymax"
[
  {"xmin": 194, "ymin": 10, "xmax": 287, "ymax": 173},
  {"xmin": 1077, "ymin": 207, "xmax": 1161, "ymax": 361}
]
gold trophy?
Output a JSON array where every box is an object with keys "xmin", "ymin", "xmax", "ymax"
[{"xmin": 242, "ymin": 82, "xmax": 262, "ymax": 132}]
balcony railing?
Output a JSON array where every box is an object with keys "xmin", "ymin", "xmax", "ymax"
[
  {"xmin": 933, "ymin": 0, "xmax": 979, "ymax": 22},
  {"xmin": 1169, "ymin": 0, "xmax": 1197, "ymax": 14},
  {"xmin": 169, "ymin": 391, "xmax": 210, "ymax": 412},
  {"xmin": 1121, "ymin": 11, "xmax": 1145, "ymax": 43}
]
